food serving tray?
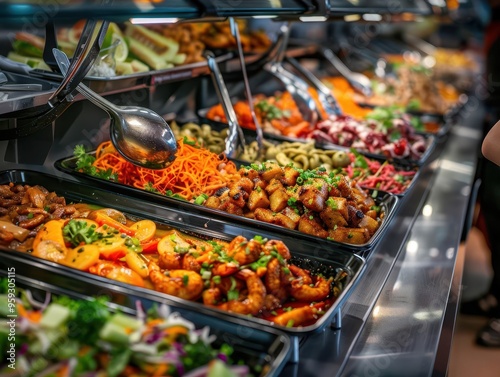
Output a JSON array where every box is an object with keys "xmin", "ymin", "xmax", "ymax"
[
  {"xmin": 0, "ymin": 169, "xmax": 366, "ymax": 336},
  {"xmin": 55, "ymin": 150, "xmax": 399, "ymax": 252},
  {"xmin": 197, "ymin": 108, "xmax": 437, "ymax": 167},
  {"xmin": 356, "ymin": 93, "xmax": 469, "ymax": 131},
  {"xmin": 229, "ymin": 153, "xmax": 421, "ymax": 198},
  {"xmin": 29, "ymin": 53, "xmax": 233, "ymax": 94},
  {"xmin": 0, "ymin": 273, "xmax": 292, "ymax": 376}
]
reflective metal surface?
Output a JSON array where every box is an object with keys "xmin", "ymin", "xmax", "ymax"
[
  {"xmin": 279, "ymin": 103, "xmax": 483, "ymax": 376},
  {"xmin": 54, "ymin": 49, "xmax": 178, "ymax": 170}
]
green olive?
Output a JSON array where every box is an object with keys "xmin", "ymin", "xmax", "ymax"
[{"xmin": 332, "ymin": 151, "xmax": 351, "ymax": 167}]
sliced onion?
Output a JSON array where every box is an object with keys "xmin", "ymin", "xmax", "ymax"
[
  {"xmin": 25, "ymin": 289, "xmax": 51, "ymax": 310},
  {"xmin": 135, "ymin": 300, "xmax": 146, "ymax": 323},
  {"xmin": 130, "ymin": 342, "xmax": 159, "ymax": 354},
  {"xmin": 18, "ymin": 343, "xmax": 29, "ymax": 356},
  {"xmin": 158, "ymin": 302, "xmax": 171, "ymax": 319},
  {"xmin": 35, "ymin": 329, "xmax": 52, "ymax": 353},
  {"xmin": 165, "ymin": 312, "xmax": 195, "ymax": 330},
  {"xmin": 228, "ymin": 365, "xmax": 250, "ymax": 377},
  {"xmin": 182, "ymin": 364, "xmax": 209, "ymax": 377},
  {"xmin": 216, "ymin": 353, "xmax": 228, "ymax": 363},
  {"xmin": 67, "ymin": 358, "xmax": 78, "ymax": 377}
]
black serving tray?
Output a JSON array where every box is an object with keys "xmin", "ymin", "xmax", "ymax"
[
  {"xmin": 55, "ymin": 147, "xmax": 399, "ymax": 252},
  {"xmin": 0, "ymin": 273, "xmax": 292, "ymax": 377},
  {"xmin": 0, "ymin": 169, "xmax": 366, "ymax": 335},
  {"xmin": 197, "ymin": 107, "xmax": 437, "ymax": 167}
]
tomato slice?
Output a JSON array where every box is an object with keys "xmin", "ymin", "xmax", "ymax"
[{"xmin": 141, "ymin": 237, "xmax": 160, "ymax": 254}]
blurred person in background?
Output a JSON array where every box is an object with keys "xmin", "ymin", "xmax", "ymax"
[{"xmin": 461, "ymin": 0, "xmax": 500, "ymax": 347}]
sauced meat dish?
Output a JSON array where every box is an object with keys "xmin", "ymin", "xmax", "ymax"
[
  {"xmin": 203, "ymin": 162, "xmax": 384, "ymax": 244},
  {"xmin": 0, "ymin": 182, "xmax": 347, "ymax": 328}
]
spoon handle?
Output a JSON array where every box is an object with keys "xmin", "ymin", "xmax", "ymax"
[{"xmin": 52, "ymin": 48, "xmax": 117, "ymax": 116}]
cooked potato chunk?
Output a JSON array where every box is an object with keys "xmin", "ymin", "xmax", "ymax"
[
  {"xmin": 320, "ymin": 199, "xmax": 348, "ymax": 229},
  {"xmin": 265, "ymin": 178, "xmax": 284, "ymax": 195},
  {"xmin": 328, "ymin": 227, "xmax": 369, "ymax": 244},
  {"xmin": 247, "ymin": 189, "xmax": 270, "ymax": 211},
  {"xmin": 254, "ymin": 208, "xmax": 296, "ymax": 229},
  {"xmin": 336, "ymin": 176, "xmax": 352, "ymax": 198},
  {"xmin": 299, "ymin": 187, "xmax": 325, "ymax": 212},
  {"xmin": 282, "ymin": 206, "xmax": 301, "ymax": 226},
  {"xmin": 260, "ymin": 162, "xmax": 284, "ymax": 182},
  {"xmin": 254, "ymin": 208, "xmax": 276, "ymax": 223},
  {"xmin": 204, "ymin": 196, "xmax": 221, "ymax": 209},
  {"xmin": 358, "ymin": 215, "xmax": 379, "ymax": 236},
  {"xmin": 269, "ymin": 188, "xmax": 289, "ymax": 212},
  {"xmin": 298, "ymin": 216, "xmax": 328, "ymax": 238},
  {"xmin": 273, "ymin": 213, "xmax": 297, "ymax": 229},
  {"xmin": 281, "ymin": 165, "xmax": 300, "ymax": 186},
  {"xmin": 238, "ymin": 167, "xmax": 259, "ymax": 180},
  {"xmin": 219, "ymin": 200, "xmax": 244, "ymax": 215}
]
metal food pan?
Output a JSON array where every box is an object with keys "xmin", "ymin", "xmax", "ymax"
[
  {"xmin": 1, "ymin": 273, "xmax": 292, "ymax": 377},
  {"xmin": 229, "ymin": 154, "xmax": 420, "ymax": 199},
  {"xmin": 55, "ymin": 147, "xmax": 399, "ymax": 252},
  {"xmin": 0, "ymin": 169, "xmax": 365, "ymax": 335},
  {"xmin": 197, "ymin": 107, "xmax": 437, "ymax": 166},
  {"xmin": 28, "ymin": 53, "xmax": 233, "ymax": 94}
]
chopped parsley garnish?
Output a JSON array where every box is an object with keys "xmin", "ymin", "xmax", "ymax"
[
  {"xmin": 63, "ymin": 219, "xmax": 102, "ymax": 247},
  {"xmin": 73, "ymin": 145, "xmax": 118, "ymax": 181}
]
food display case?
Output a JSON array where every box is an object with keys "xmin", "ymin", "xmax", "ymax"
[{"xmin": 0, "ymin": 2, "xmax": 483, "ymax": 376}]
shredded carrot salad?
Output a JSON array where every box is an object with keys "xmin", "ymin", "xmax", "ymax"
[{"xmin": 91, "ymin": 139, "xmax": 240, "ymax": 200}]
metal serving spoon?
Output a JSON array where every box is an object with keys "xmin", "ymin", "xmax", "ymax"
[{"xmin": 53, "ymin": 48, "xmax": 177, "ymax": 169}]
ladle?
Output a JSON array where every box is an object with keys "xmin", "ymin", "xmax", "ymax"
[{"xmin": 53, "ymin": 48, "xmax": 177, "ymax": 169}]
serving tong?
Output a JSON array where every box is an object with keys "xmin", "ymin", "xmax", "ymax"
[
  {"xmin": 0, "ymin": 19, "xmax": 108, "ymax": 140},
  {"xmin": 263, "ymin": 24, "xmax": 320, "ymax": 124},
  {"xmin": 205, "ymin": 51, "xmax": 246, "ymax": 159}
]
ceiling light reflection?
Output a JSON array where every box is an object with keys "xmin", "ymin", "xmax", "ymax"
[
  {"xmin": 407, "ymin": 240, "xmax": 418, "ymax": 255},
  {"xmin": 130, "ymin": 18, "xmax": 179, "ymax": 24},
  {"xmin": 429, "ymin": 248, "xmax": 439, "ymax": 257},
  {"xmin": 422, "ymin": 205, "xmax": 433, "ymax": 217},
  {"xmin": 344, "ymin": 14, "xmax": 361, "ymax": 22},
  {"xmin": 362, "ymin": 14, "xmax": 382, "ymax": 21},
  {"xmin": 299, "ymin": 16, "xmax": 328, "ymax": 22}
]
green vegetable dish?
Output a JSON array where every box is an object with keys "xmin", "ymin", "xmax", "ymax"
[{"xmin": 0, "ymin": 278, "xmax": 254, "ymax": 377}]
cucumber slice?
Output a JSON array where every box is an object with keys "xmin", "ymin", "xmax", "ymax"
[
  {"xmin": 99, "ymin": 321, "xmax": 129, "ymax": 344},
  {"xmin": 40, "ymin": 303, "xmax": 71, "ymax": 329},
  {"xmin": 109, "ymin": 313, "xmax": 142, "ymax": 331}
]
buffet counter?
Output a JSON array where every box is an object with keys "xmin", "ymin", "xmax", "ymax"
[
  {"xmin": 0, "ymin": 94, "xmax": 483, "ymax": 377},
  {"xmin": 278, "ymin": 103, "xmax": 483, "ymax": 376}
]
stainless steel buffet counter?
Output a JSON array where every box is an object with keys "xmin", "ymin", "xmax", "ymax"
[{"xmin": 0, "ymin": 91, "xmax": 484, "ymax": 377}]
